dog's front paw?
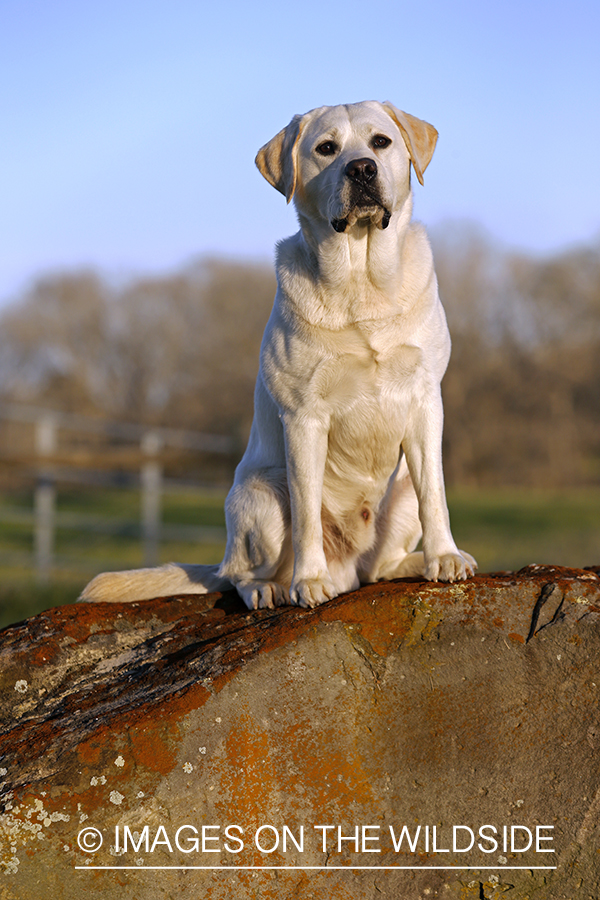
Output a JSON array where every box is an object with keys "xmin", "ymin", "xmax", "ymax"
[
  {"xmin": 459, "ymin": 550, "xmax": 478, "ymax": 575},
  {"xmin": 425, "ymin": 551, "xmax": 477, "ymax": 583},
  {"xmin": 236, "ymin": 580, "xmax": 289, "ymax": 610},
  {"xmin": 290, "ymin": 575, "xmax": 337, "ymax": 609}
]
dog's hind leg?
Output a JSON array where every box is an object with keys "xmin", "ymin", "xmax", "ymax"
[
  {"xmin": 218, "ymin": 469, "xmax": 293, "ymax": 610},
  {"xmin": 358, "ymin": 455, "xmax": 425, "ymax": 582}
]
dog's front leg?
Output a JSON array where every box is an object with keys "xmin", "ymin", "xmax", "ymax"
[
  {"xmin": 283, "ymin": 412, "xmax": 337, "ymax": 608},
  {"xmin": 403, "ymin": 390, "xmax": 475, "ymax": 582}
]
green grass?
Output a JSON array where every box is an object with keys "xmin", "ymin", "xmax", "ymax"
[
  {"xmin": 447, "ymin": 487, "xmax": 600, "ymax": 573},
  {"xmin": 0, "ymin": 485, "xmax": 599, "ymax": 629},
  {"xmin": 0, "ymin": 485, "xmax": 228, "ymax": 629},
  {"xmin": 0, "ymin": 578, "xmax": 86, "ymax": 631}
]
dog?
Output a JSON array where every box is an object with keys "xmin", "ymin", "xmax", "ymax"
[{"xmin": 80, "ymin": 100, "xmax": 476, "ymax": 610}]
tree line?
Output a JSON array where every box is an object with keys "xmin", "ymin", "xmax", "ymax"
[{"xmin": 1, "ymin": 223, "xmax": 599, "ymax": 487}]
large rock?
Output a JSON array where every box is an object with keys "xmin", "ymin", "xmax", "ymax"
[{"xmin": 1, "ymin": 565, "xmax": 600, "ymax": 899}]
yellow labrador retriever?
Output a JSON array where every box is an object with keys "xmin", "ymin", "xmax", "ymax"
[{"xmin": 81, "ymin": 100, "xmax": 476, "ymax": 609}]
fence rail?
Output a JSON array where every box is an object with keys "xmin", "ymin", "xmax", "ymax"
[
  {"xmin": 0, "ymin": 404, "xmax": 232, "ymax": 581},
  {"xmin": 0, "ymin": 403, "xmax": 236, "ymax": 453}
]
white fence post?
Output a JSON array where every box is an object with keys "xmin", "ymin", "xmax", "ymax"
[
  {"xmin": 0, "ymin": 404, "xmax": 233, "ymax": 578},
  {"xmin": 141, "ymin": 430, "xmax": 163, "ymax": 567},
  {"xmin": 34, "ymin": 413, "xmax": 57, "ymax": 583}
]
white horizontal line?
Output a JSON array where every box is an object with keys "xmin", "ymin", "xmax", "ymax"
[{"xmin": 75, "ymin": 865, "xmax": 557, "ymax": 871}]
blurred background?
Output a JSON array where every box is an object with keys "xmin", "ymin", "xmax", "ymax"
[{"xmin": 1, "ymin": 0, "xmax": 599, "ymax": 625}]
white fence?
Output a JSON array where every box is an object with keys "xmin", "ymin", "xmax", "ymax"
[{"xmin": 0, "ymin": 404, "xmax": 234, "ymax": 582}]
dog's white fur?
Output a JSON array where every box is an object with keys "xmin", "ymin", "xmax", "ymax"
[{"xmin": 80, "ymin": 100, "xmax": 476, "ymax": 609}]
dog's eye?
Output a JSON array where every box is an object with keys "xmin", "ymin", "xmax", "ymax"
[
  {"xmin": 315, "ymin": 140, "xmax": 338, "ymax": 156},
  {"xmin": 372, "ymin": 134, "xmax": 392, "ymax": 149}
]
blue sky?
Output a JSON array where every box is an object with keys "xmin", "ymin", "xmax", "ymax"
[{"xmin": 2, "ymin": 0, "xmax": 599, "ymax": 306}]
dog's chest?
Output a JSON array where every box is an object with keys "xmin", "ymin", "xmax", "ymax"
[
  {"xmin": 320, "ymin": 332, "xmax": 418, "ymax": 481},
  {"xmin": 321, "ymin": 322, "xmax": 421, "ymax": 405},
  {"xmin": 311, "ymin": 329, "xmax": 420, "ymax": 471},
  {"xmin": 263, "ymin": 311, "xmax": 425, "ymax": 438}
]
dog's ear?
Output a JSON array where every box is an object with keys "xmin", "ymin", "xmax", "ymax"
[
  {"xmin": 255, "ymin": 114, "xmax": 305, "ymax": 203},
  {"xmin": 381, "ymin": 103, "xmax": 438, "ymax": 186}
]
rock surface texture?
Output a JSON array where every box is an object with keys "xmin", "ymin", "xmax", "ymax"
[{"xmin": 1, "ymin": 564, "xmax": 600, "ymax": 899}]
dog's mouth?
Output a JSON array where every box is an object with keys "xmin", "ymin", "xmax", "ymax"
[
  {"xmin": 330, "ymin": 176, "xmax": 391, "ymax": 234},
  {"xmin": 331, "ymin": 208, "xmax": 391, "ymax": 233}
]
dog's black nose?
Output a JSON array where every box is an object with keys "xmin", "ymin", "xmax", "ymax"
[{"xmin": 345, "ymin": 158, "xmax": 377, "ymax": 183}]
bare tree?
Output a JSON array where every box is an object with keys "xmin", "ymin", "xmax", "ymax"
[{"xmin": 1, "ymin": 235, "xmax": 599, "ymax": 487}]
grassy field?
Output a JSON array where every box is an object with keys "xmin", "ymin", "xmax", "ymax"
[
  {"xmin": 0, "ymin": 485, "xmax": 228, "ymax": 628},
  {"xmin": 0, "ymin": 484, "xmax": 599, "ymax": 629},
  {"xmin": 447, "ymin": 487, "xmax": 600, "ymax": 573}
]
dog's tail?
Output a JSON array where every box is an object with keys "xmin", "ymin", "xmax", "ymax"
[{"xmin": 78, "ymin": 562, "xmax": 232, "ymax": 603}]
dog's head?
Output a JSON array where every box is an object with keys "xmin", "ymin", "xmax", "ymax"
[{"xmin": 255, "ymin": 101, "xmax": 438, "ymax": 233}]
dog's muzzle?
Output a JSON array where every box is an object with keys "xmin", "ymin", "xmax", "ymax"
[{"xmin": 331, "ymin": 157, "xmax": 391, "ymax": 233}]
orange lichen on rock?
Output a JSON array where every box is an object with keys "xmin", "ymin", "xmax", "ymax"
[{"xmin": 1, "ymin": 565, "xmax": 599, "ymax": 897}]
